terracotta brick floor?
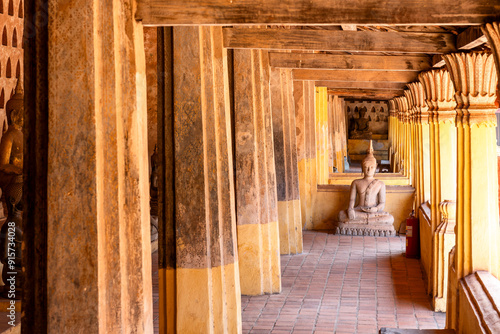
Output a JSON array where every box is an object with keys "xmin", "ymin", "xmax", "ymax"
[{"xmin": 152, "ymin": 230, "xmax": 446, "ymax": 333}]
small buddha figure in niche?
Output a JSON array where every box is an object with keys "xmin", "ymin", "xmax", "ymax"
[
  {"xmin": 350, "ymin": 107, "xmax": 372, "ymax": 139},
  {"xmin": 337, "ymin": 141, "xmax": 395, "ymax": 236},
  {"xmin": 0, "ymin": 82, "xmax": 23, "ymax": 297}
]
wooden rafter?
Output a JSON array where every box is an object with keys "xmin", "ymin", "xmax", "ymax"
[
  {"xmin": 136, "ymin": 0, "xmax": 500, "ymax": 26},
  {"xmin": 293, "ymin": 69, "xmax": 418, "ymax": 82},
  {"xmin": 270, "ymin": 53, "xmax": 432, "ymax": 71},
  {"xmin": 223, "ymin": 28, "xmax": 456, "ymax": 54},
  {"xmin": 315, "ymin": 81, "xmax": 407, "ymax": 90}
]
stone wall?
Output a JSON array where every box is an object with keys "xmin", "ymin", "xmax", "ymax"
[
  {"xmin": 0, "ymin": 0, "xmax": 23, "ymax": 135},
  {"xmin": 346, "ymin": 100, "xmax": 389, "ymax": 139}
]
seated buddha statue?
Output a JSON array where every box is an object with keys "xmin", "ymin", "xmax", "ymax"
[
  {"xmin": 337, "ymin": 141, "xmax": 395, "ymax": 236},
  {"xmin": 0, "ymin": 83, "xmax": 24, "ymax": 297},
  {"xmin": 350, "ymin": 107, "xmax": 372, "ymax": 139}
]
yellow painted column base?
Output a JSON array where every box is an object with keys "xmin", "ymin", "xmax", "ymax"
[
  {"xmin": 237, "ymin": 222, "xmax": 281, "ymax": 295},
  {"xmin": 433, "ymin": 296, "xmax": 446, "ymax": 313},
  {"xmin": 159, "ymin": 268, "xmax": 176, "ymax": 334},
  {"xmin": 298, "ymin": 158, "xmax": 316, "ymax": 230},
  {"xmin": 160, "ymin": 263, "xmax": 242, "ymax": 334},
  {"xmin": 278, "ymin": 200, "xmax": 303, "ymax": 255},
  {"xmin": 292, "ymin": 199, "xmax": 303, "ymax": 254}
]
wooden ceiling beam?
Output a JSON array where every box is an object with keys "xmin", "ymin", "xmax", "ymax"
[
  {"xmin": 136, "ymin": 0, "xmax": 500, "ymax": 26},
  {"xmin": 329, "ymin": 93, "xmax": 399, "ymax": 100},
  {"xmin": 327, "ymin": 89, "xmax": 404, "ymax": 97},
  {"xmin": 293, "ymin": 69, "xmax": 418, "ymax": 82},
  {"xmin": 315, "ymin": 81, "xmax": 407, "ymax": 90},
  {"xmin": 223, "ymin": 28, "xmax": 456, "ymax": 54},
  {"xmin": 270, "ymin": 53, "xmax": 432, "ymax": 71}
]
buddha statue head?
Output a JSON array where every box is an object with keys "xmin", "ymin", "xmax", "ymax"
[
  {"xmin": 361, "ymin": 140, "xmax": 377, "ymax": 177},
  {"xmin": 5, "ymin": 81, "xmax": 23, "ymax": 128}
]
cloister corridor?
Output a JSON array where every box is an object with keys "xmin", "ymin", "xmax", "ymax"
[{"xmin": 151, "ymin": 231, "xmax": 446, "ymax": 334}]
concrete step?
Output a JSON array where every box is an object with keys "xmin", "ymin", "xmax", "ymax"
[{"xmin": 380, "ymin": 329, "xmax": 455, "ymax": 334}]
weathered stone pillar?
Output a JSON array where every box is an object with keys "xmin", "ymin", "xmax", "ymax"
[
  {"xmin": 329, "ymin": 95, "xmax": 346, "ymax": 172},
  {"xmin": 315, "ymin": 86, "xmax": 329, "ymax": 184},
  {"xmin": 395, "ymin": 96, "xmax": 409, "ymax": 175},
  {"xmin": 408, "ymin": 82, "xmax": 431, "ymax": 206},
  {"xmin": 419, "ymin": 69, "xmax": 457, "ymax": 297},
  {"xmin": 398, "ymin": 98, "xmax": 406, "ymax": 174},
  {"xmin": 233, "ymin": 49, "xmax": 281, "ymax": 295},
  {"xmin": 327, "ymin": 94, "xmax": 334, "ymax": 170},
  {"xmin": 295, "ymin": 81, "xmax": 317, "ymax": 230},
  {"xmin": 443, "ymin": 52, "xmax": 500, "ymax": 325},
  {"xmin": 407, "ymin": 84, "xmax": 421, "ymax": 207},
  {"xmin": 432, "ymin": 200, "xmax": 456, "ymax": 312},
  {"xmin": 419, "ymin": 70, "xmax": 456, "ymax": 229},
  {"xmin": 388, "ymin": 100, "xmax": 398, "ymax": 171},
  {"xmin": 404, "ymin": 89, "xmax": 417, "ymax": 188},
  {"xmin": 393, "ymin": 97, "xmax": 401, "ymax": 172},
  {"xmin": 404, "ymin": 97, "xmax": 412, "ymax": 178},
  {"xmin": 41, "ymin": 1, "xmax": 153, "ymax": 332},
  {"xmin": 157, "ymin": 26, "xmax": 242, "ymax": 333},
  {"xmin": 270, "ymin": 68, "xmax": 302, "ymax": 254}
]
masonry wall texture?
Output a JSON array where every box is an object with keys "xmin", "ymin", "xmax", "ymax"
[
  {"xmin": 0, "ymin": 0, "xmax": 23, "ymax": 151},
  {"xmin": 346, "ymin": 100, "xmax": 389, "ymax": 138}
]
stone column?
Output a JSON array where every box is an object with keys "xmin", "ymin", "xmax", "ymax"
[
  {"xmin": 233, "ymin": 49, "xmax": 281, "ymax": 295},
  {"xmin": 406, "ymin": 84, "xmax": 421, "ymax": 207},
  {"xmin": 444, "ymin": 52, "xmax": 500, "ymax": 284},
  {"xmin": 398, "ymin": 98, "xmax": 406, "ymax": 174},
  {"xmin": 395, "ymin": 96, "xmax": 409, "ymax": 175},
  {"xmin": 419, "ymin": 69, "xmax": 457, "ymax": 297},
  {"xmin": 327, "ymin": 94, "xmax": 334, "ymax": 170},
  {"xmin": 393, "ymin": 97, "xmax": 402, "ymax": 172},
  {"xmin": 42, "ymin": 0, "xmax": 153, "ymax": 332},
  {"xmin": 295, "ymin": 81, "xmax": 317, "ymax": 230},
  {"xmin": 270, "ymin": 68, "xmax": 302, "ymax": 254},
  {"xmin": 315, "ymin": 86, "xmax": 329, "ymax": 184},
  {"xmin": 157, "ymin": 26, "xmax": 242, "ymax": 333},
  {"xmin": 404, "ymin": 97, "xmax": 412, "ymax": 178},
  {"xmin": 404, "ymin": 89, "xmax": 417, "ymax": 188},
  {"xmin": 432, "ymin": 200, "xmax": 456, "ymax": 312},
  {"xmin": 330, "ymin": 95, "xmax": 346, "ymax": 172},
  {"xmin": 388, "ymin": 100, "xmax": 398, "ymax": 171},
  {"xmin": 408, "ymin": 82, "xmax": 431, "ymax": 206},
  {"xmin": 419, "ymin": 70, "xmax": 457, "ymax": 233}
]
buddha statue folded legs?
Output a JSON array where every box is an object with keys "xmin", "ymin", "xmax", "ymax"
[{"xmin": 336, "ymin": 141, "xmax": 396, "ymax": 236}]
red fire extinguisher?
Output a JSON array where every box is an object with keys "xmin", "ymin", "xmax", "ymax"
[{"xmin": 405, "ymin": 211, "xmax": 420, "ymax": 258}]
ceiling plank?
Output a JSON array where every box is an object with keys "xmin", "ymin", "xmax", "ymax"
[
  {"xmin": 223, "ymin": 28, "xmax": 456, "ymax": 54},
  {"xmin": 329, "ymin": 92, "xmax": 399, "ymax": 100},
  {"xmin": 327, "ymin": 89, "xmax": 404, "ymax": 96},
  {"xmin": 136, "ymin": 0, "xmax": 500, "ymax": 26},
  {"xmin": 315, "ymin": 81, "xmax": 407, "ymax": 90},
  {"xmin": 293, "ymin": 69, "xmax": 418, "ymax": 82},
  {"xmin": 270, "ymin": 53, "xmax": 432, "ymax": 71},
  {"xmin": 457, "ymin": 26, "xmax": 488, "ymax": 49}
]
